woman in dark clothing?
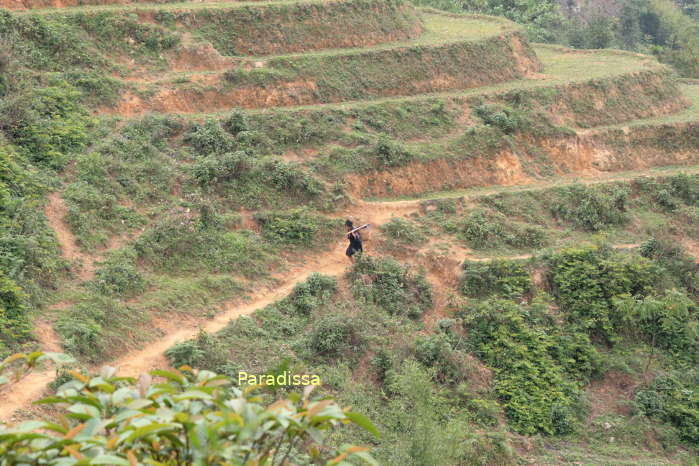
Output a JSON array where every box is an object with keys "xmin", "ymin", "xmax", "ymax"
[{"xmin": 345, "ymin": 219, "xmax": 363, "ymax": 262}]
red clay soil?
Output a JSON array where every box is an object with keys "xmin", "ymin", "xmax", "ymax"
[
  {"xmin": 348, "ymin": 124, "xmax": 699, "ymax": 199},
  {"xmin": 586, "ymin": 371, "xmax": 638, "ymax": 418}
]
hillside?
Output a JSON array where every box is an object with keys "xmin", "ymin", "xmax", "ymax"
[{"xmin": 0, "ymin": 0, "xmax": 698, "ymax": 464}]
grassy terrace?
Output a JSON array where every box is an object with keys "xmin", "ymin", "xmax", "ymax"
[
  {"xmin": 260, "ymin": 10, "xmax": 511, "ymax": 60},
  {"xmin": 605, "ymin": 82, "xmax": 699, "ymax": 127},
  {"xmin": 14, "ymin": 0, "xmax": 318, "ymax": 14},
  {"xmin": 150, "ymin": 44, "xmax": 667, "ymax": 119}
]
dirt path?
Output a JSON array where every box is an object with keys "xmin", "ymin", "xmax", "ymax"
[
  {"xmin": 115, "ymin": 243, "xmax": 348, "ymax": 377},
  {"xmin": 45, "ymin": 192, "xmax": 95, "ymax": 282}
]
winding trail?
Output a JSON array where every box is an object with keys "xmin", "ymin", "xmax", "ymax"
[
  {"xmin": 45, "ymin": 192, "xmax": 95, "ymax": 281},
  {"xmin": 2, "ymin": 166, "xmax": 698, "ymax": 423}
]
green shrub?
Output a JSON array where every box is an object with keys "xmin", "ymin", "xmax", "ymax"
[
  {"xmin": 3, "ymin": 82, "xmax": 94, "ymax": 169},
  {"xmin": 0, "ymin": 271, "xmax": 30, "ymax": 359},
  {"xmin": 550, "ymin": 184, "xmax": 629, "ymax": 231},
  {"xmin": 374, "ymin": 134, "xmax": 414, "ymax": 167},
  {"xmin": 381, "ymin": 217, "xmax": 426, "ymax": 244},
  {"xmin": 308, "ymin": 314, "xmax": 361, "ymax": 358},
  {"xmin": 254, "ymin": 209, "xmax": 337, "ymax": 246},
  {"xmin": 349, "ymin": 255, "xmax": 433, "ymax": 318},
  {"xmin": 56, "ymin": 295, "xmax": 138, "ymax": 363},
  {"xmin": 222, "ymin": 109, "xmax": 249, "ymax": 136},
  {"xmin": 635, "ymin": 371, "xmax": 699, "ymax": 447},
  {"xmin": 0, "ymin": 143, "xmax": 64, "ymax": 306},
  {"xmin": 635, "ymin": 173, "xmax": 699, "ymax": 211},
  {"xmin": 458, "ymin": 209, "xmax": 547, "ymax": 249},
  {"xmin": 63, "ymin": 180, "xmax": 145, "ymax": 250},
  {"xmin": 93, "ymin": 250, "xmax": 147, "ymax": 298},
  {"xmin": 547, "ymin": 245, "xmax": 657, "ymax": 341},
  {"xmin": 548, "ymin": 329, "xmax": 602, "ymax": 382},
  {"xmin": 135, "ymin": 209, "xmax": 272, "ymax": 276},
  {"xmin": 166, "ymin": 330, "xmax": 238, "ymax": 377},
  {"xmin": 62, "ymin": 71, "xmax": 121, "ymax": 106},
  {"xmin": 463, "ymin": 299, "xmax": 586, "ymax": 435},
  {"xmin": 615, "ymin": 290, "xmax": 698, "ymax": 363},
  {"xmin": 461, "ymin": 260, "xmax": 532, "ymax": 299},
  {"xmin": 370, "ymin": 348, "xmax": 393, "ymax": 382},
  {"xmin": 474, "ymin": 104, "xmax": 524, "ymax": 134},
  {"xmin": 640, "ymin": 235, "xmax": 699, "ymax": 296},
  {"xmin": 285, "ymin": 273, "xmax": 337, "ymax": 316},
  {"xmin": 455, "ymin": 431, "xmax": 516, "ymax": 466},
  {"xmin": 259, "ymin": 158, "xmax": 324, "ymax": 197},
  {"xmin": 192, "ymin": 151, "xmax": 254, "ymax": 187},
  {"xmin": 185, "ymin": 119, "xmax": 236, "ymax": 155},
  {"xmin": 414, "ymin": 333, "xmax": 468, "ymax": 384}
]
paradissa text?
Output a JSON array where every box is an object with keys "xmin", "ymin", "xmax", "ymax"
[{"xmin": 238, "ymin": 371, "xmax": 322, "ymax": 386}]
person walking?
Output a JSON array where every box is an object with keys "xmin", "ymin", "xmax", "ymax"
[{"xmin": 345, "ymin": 219, "xmax": 364, "ymax": 262}]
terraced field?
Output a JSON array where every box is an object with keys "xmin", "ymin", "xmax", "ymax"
[{"xmin": 1, "ymin": 0, "xmax": 698, "ymax": 462}]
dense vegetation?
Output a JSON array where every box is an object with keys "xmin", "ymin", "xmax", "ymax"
[{"xmin": 414, "ymin": 0, "xmax": 699, "ymax": 77}]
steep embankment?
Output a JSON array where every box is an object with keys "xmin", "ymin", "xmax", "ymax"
[
  {"xmin": 349, "ymin": 120, "xmax": 699, "ymax": 198},
  {"xmin": 10, "ymin": 0, "xmax": 422, "ymax": 55},
  {"xmin": 107, "ymin": 12, "xmax": 540, "ymax": 114}
]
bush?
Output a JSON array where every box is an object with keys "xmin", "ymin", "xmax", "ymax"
[
  {"xmin": 166, "ymin": 330, "xmax": 237, "ymax": 377},
  {"xmin": 260, "ymin": 158, "xmax": 324, "ymax": 196},
  {"xmin": 0, "ymin": 271, "xmax": 30, "ymax": 359},
  {"xmin": 381, "ymin": 217, "xmax": 426, "ymax": 244},
  {"xmin": 285, "ymin": 273, "xmax": 337, "ymax": 315},
  {"xmin": 474, "ymin": 104, "xmax": 524, "ymax": 134},
  {"xmin": 461, "ymin": 260, "xmax": 532, "ymax": 299},
  {"xmin": 308, "ymin": 314, "xmax": 360, "ymax": 358},
  {"xmin": 135, "ymin": 209, "xmax": 272, "ymax": 276},
  {"xmin": 615, "ymin": 290, "xmax": 698, "ymax": 363},
  {"xmin": 56, "ymin": 295, "xmax": 136, "ymax": 363},
  {"xmin": 2, "ymin": 82, "xmax": 94, "ymax": 169},
  {"xmin": 635, "ymin": 173, "xmax": 699, "ymax": 211},
  {"xmin": 184, "ymin": 119, "xmax": 236, "ymax": 155},
  {"xmin": 635, "ymin": 371, "xmax": 699, "ymax": 447},
  {"xmin": 374, "ymin": 133, "xmax": 414, "ymax": 167},
  {"xmin": 192, "ymin": 151, "xmax": 254, "ymax": 187},
  {"xmin": 458, "ymin": 209, "xmax": 547, "ymax": 249},
  {"xmin": 550, "ymin": 184, "xmax": 629, "ymax": 231},
  {"xmin": 370, "ymin": 348, "xmax": 393, "ymax": 382},
  {"xmin": 254, "ymin": 209, "xmax": 337, "ymax": 246},
  {"xmin": 93, "ymin": 250, "xmax": 147, "ymax": 298},
  {"xmin": 350, "ymin": 255, "xmax": 433, "ymax": 318},
  {"xmin": 640, "ymin": 235, "xmax": 699, "ymax": 297},
  {"xmin": 547, "ymin": 245, "xmax": 657, "ymax": 341},
  {"xmin": 414, "ymin": 333, "xmax": 467, "ymax": 384},
  {"xmin": 463, "ymin": 299, "xmax": 586, "ymax": 435},
  {"xmin": 222, "ymin": 109, "xmax": 249, "ymax": 135}
]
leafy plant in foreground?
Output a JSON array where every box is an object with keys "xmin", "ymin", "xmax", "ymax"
[{"xmin": 0, "ymin": 352, "xmax": 379, "ymax": 465}]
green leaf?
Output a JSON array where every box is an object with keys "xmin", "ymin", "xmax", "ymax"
[
  {"xmin": 90, "ymin": 454, "xmax": 130, "ymax": 465},
  {"xmin": 345, "ymin": 412, "xmax": 380, "ymax": 438},
  {"xmin": 150, "ymin": 369, "xmax": 185, "ymax": 385},
  {"xmin": 123, "ymin": 423, "xmax": 178, "ymax": 443}
]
